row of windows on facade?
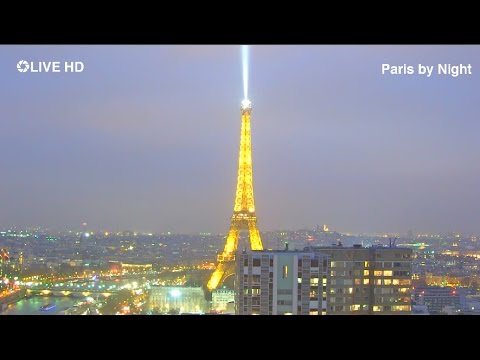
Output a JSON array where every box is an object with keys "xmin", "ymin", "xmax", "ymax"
[
  {"xmin": 244, "ymin": 258, "xmax": 327, "ymax": 268},
  {"xmin": 242, "ymin": 291, "xmax": 409, "ymax": 303},
  {"xmin": 328, "ymin": 278, "xmax": 412, "ymax": 287},
  {"xmin": 330, "ymin": 253, "xmax": 410, "ymax": 260},
  {"xmin": 242, "ymin": 287, "xmax": 327, "ymax": 296},
  {"xmin": 330, "ymin": 270, "xmax": 411, "ymax": 277},
  {"xmin": 240, "ymin": 305, "xmax": 410, "ymax": 313},
  {"xmin": 242, "ymin": 270, "xmax": 328, "ymax": 282},
  {"xmin": 239, "ymin": 301, "xmax": 325, "ymax": 309},
  {"xmin": 333, "ymin": 305, "xmax": 411, "ymax": 312},
  {"xmin": 243, "ymin": 289, "xmax": 327, "ymax": 297},
  {"xmin": 330, "ymin": 296, "xmax": 410, "ymax": 304},
  {"xmin": 296, "ymin": 277, "xmax": 327, "ymax": 285},
  {"xmin": 331, "ymin": 261, "xmax": 411, "ymax": 268},
  {"xmin": 243, "ymin": 257, "xmax": 411, "ymax": 269},
  {"xmin": 329, "ymin": 286, "xmax": 410, "ymax": 295},
  {"xmin": 241, "ymin": 307, "xmax": 327, "ymax": 315},
  {"xmin": 242, "ymin": 299, "xmax": 327, "ymax": 308},
  {"xmin": 242, "ymin": 274, "xmax": 411, "ymax": 286},
  {"xmin": 332, "ymin": 278, "xmax": 412, "ymax": 286},
  {"xmin": 243, "ymin": 300, "xmax": 327, "ymax": 315}
]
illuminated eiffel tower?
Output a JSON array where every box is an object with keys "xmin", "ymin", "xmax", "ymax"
[{"xmin": 207, "ymin": 98, "xmax": 264, "ymax": 291}]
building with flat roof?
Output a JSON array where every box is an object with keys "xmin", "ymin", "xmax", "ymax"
[
  {"xmin": 236, "ymin": 249, "xmax": 330, "ymax": 315},
  {"xmin": 414, "ymin": 286, "xmax": 459, "ymax": 314},
  {"xmin": 307, "ymin": 245, "xmax": 413, "ymax": 315},
  {"xmin": 236, "ymin": 245, "xmax": 413, "ymax": 315}
]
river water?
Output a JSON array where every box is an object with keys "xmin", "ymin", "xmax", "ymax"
[
  {"xmin": 1, "ymin": 296, "xmax": 79, "ymax": 315},
  {"xmin": 1, "ymin": 278, "xmax": 146, "ymax": 315}
]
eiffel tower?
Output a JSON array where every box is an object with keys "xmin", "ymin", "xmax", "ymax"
[{"xmin": 207, "ymin": 99, "xmax": 264, "ymax": 291}]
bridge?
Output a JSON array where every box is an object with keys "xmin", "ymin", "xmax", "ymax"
[
  {"xmin": 26, "ymin": 281, "xmax": 117, "ymax": 298},
  {"xmin": 26, "ymin": 288, "xmax": 115, "ymax": 298}
]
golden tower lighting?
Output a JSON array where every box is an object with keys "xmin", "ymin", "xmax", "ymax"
[{"xmin": 207, "ymin": 98, "xmax": 264, "ymax": 291}]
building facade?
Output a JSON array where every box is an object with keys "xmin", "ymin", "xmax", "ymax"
[
  {"xmin": 148, "ymin": 286, "xmax": 208, "ymax": 314},
  {"xmin": 212, "ymin": 287, "xmax": 235, "ymax": 313},
  {"xmin": 236, "ymin": 245, "xmax": 413, "ymax": 315},
  {"xmin": 236, "ymin": 250, "xmax": 330, "ymax": 315},
  {"xmin": 308, "ymin": 246, "xmax": 413, "ymax": 315},
  {"xmin": 414, "ymin": 285, "xmax": 459, "ymax": 314}
]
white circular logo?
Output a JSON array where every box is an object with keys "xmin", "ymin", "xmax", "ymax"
[{"xmin": 17, "ymin": 60, "xmax": 29, "ymax": 72}]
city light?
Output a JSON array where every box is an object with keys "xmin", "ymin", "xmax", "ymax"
[
  {"xmin": 241, "ymin": 98, "xmax": 251, "ymax": 110},
  {"xmin": 170, "ymin": 289, "xmax": 181, "ymax": 298}
]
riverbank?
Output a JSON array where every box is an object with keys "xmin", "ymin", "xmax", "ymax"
[{"xmin": 0, "ymin": 289, "xmax": 27, "ymax": 313}]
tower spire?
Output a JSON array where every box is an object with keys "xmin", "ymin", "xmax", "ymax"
[{"xmin": 207, "ymin": 100, "xmax": 264, "ymax": 291}]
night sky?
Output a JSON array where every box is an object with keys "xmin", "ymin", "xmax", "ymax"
[{"xmin": 1, "ymin": 45, "xmax": 479, "ymax": 234}]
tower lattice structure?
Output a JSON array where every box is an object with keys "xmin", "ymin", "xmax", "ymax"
[{"xmin": 207, "ymin": 100, "xmax": 263, "ymax": 291}]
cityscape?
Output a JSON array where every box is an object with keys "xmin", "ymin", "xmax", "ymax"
[
  {"xmin": 1, "ymin": 45, "xmax": 479, "ymax": 315},
  {"xmin": 1, "ymin": 227, "xmax": 480, "ymax": 315}
]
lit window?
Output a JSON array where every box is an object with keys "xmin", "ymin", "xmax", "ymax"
[
  {"xmin": 363, "ymin": 279, "xmax": 370, "ymax": 285},
  {"xmin": 322, "ymin": 279, "xmax": 327, "ymax": 286},
  {"xmin": 252, "ymin": 288, "xmax": 260, "ymax": 295},
  {"xmin": 350, "ymin": 304, "xmax": 361, "ymax": 311},
  {"xmin": 309, "ymin": 310, "xmax": 319, "ymax": 315},
  {"xmin": 244, "ymin": 288, "xmax": 249, "ymax": 295},
  {"xmin": 321, "ymin": 311, "xmax": 327, "ymax": 315},
  {"xmin": 373, "ymin": 305, "xmax": 383, "ymax": 312},
  {"xmin": 398, "ymin": 287, "xmax": 409, "ymax": 293},
  {"xmin": 392, "ymin": 279, "xmax": 400, "ymax": 285},
  {"xmin": 355, "ymin": 279, "xmax": 361, "ymax": 285},
  {"xmin": 330, "ymin": 271, "xmax": 336, "ymax": 276},
  {"xmin": 399, "ymin": 279, "xmax": 411, "ymax": 285},
  {"xmin": 283, "ymin": 265, "xmax": 288, "ymax": 279},
  {"xmin": 362, "ymin": 304, "xmax": 368, "ymax": 311},
  {"xmin": 374, "ymin": 270, "xmax": 383, "ymax": 276},
  {"xmin": 331, "ymin": 261, "xmax": 336, "ymax": 268},
  {"xmin": 364, "ymin": 261, "xmax": 370, "ymax": 268},
  {"xmin": 392, "ymin": 305, "xmax": 411, "ymax": 312},
  {"xmin": 384, "ymin": 279, "xmax": 392, "ymax": 285},
  {"xmin": 310, "ymin": 278, "xmax": 319, "ymax": 286},
  {"xmin": 383, "ymin": 270, "xmax": 393, "ymax": 277},
  {"xmin": 298, "ymin": 278, "xmax": 302, "ymax": 284},
  {"xmin": 376, "ymin": 279, "xmax": 382, "ymax": 285}
]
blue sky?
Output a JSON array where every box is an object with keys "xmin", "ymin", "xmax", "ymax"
[{"xmin": 1, "ymin": 45, "xmax": 479, "ymax": 234}]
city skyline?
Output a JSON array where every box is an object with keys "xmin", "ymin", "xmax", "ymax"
[{"xmin": 1, "ymin": 45, "xmax": 480, "ymax": 234}]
